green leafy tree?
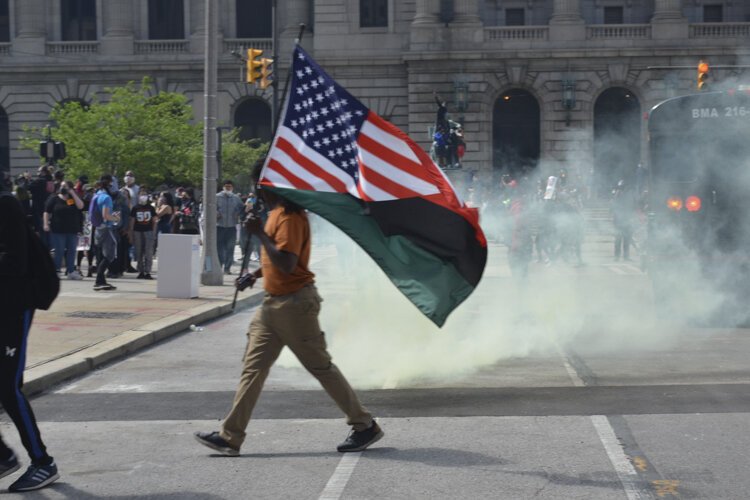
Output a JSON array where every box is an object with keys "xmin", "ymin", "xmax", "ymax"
[
  {"xmin": 21, "ymin": 79, "xmax": 203, "ymax": 188},
  {"xmin": 21, "ymin": 78, "xmax": 271, "ymax": 192},
  {"xmin": 219, "ymin": 130, "xmax": 269, "ymax": 194}
]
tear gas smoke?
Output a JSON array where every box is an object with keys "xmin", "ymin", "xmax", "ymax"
[{"xmin": 274, "ymin": 91, "xmax": 750, "ymax": 390}]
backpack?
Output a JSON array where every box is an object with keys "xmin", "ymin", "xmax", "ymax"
[
  {"xmin": 25, "ymin": 223, "xmax": 60, "ymax": 310},
  {"xmin": 89, "ymin": 192, "xmax": 104, "ymax": 228}
]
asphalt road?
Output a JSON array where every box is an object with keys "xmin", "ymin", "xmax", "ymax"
[{"xmin": 3, "ymin": 238, "xmax": 750, "ymax": 499}]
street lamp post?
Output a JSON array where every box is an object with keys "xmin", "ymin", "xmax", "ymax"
[{"xmin": 200, "ymin": 0, "xmax": 222, "ymax": 285}]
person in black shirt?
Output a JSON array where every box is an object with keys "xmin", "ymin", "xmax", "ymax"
[
  {"xmin": 129, "ymin": 193, "xmax": 157, "ymax": 279},
  {"xmin": 43, "ymin": 181, "xmax": 84, "ymax": 279},
  {"xmin": 0, "ymin": 172, "xmax": 60, "ymax": 492},
  {"xmin": 27, "ymin": 166, "xmax": 55, "ymax": 247}
]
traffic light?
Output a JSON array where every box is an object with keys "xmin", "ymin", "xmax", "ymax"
[
  {"xmin": 246, "ymin": 48, "xmax": 263, "ymax": 84},
  {"xmin": 697, "ymin": 60, "xmax": 710, "ymax": 91},
  {"xmin": 259, "ymin": 57, "xmax": 273, "ymax": 90}
]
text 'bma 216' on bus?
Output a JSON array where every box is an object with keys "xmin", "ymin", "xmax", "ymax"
[{"xmin": 692, "ymin": 107, "xmax": 749, "ymax": 119}]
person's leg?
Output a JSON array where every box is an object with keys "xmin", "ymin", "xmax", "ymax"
[
  {"xmin": 50, "ymin": 233, "xmax": 64, "ymax": 272},
  {"xmin": 215, "ymin": 227, "xmax": 227, "ymax": 270},
  {"xmin": 133, "ymin": 232, "xmax": 144, "ymax": 275},
  {"xmin": 0, "ymin": 308, "xmax": 52, "ymax": 466},
  {"xmin": 272, "ymin": 287, "xmax": 373, "ymax": 431},
  {"xmin": 64, "ymin": 233, "xmax": 78, "ymax": 274},
  {"xmin": 226, "ymin": 226, "xmax": 237, "ymax": 272},
  {"xmin": 219, "ymin": 304, "xmax": 284, "ymax": 449},
  {"xmin": 143, "ymin": 232, "xmax": 155, "ymax": 274}
]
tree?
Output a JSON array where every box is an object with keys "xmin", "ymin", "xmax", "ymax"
[
  {"xmin": 21, "ymin": 79, "xmax": 203, "ymax": 188},
  {"xmin": 21, "ymin": 78, "xmax": 271, "ymax": 192},
  {"xmin": 219, "ymin": 130, "xmax": 269, "ymax": 194}
]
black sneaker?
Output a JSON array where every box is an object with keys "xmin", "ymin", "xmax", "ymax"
[
  {"xmin": 93, "ymin": 283, "xmax": 117, "ymax": 291},
  {"xmin": 8, "ymin": 462, "xmax": 59, "ymax": 492},
  {"xmin": 193, "ymin": 431, "xmax": 239, "ymax": 456},
  {"xmin": 144, "ymin": 274, "xmax": 154, "ymax": 280},
  {"xmin": 337, "ymin": 421, "xmax": 384, "ymax": 452},
  {"xmin": 136, "ymin": 272, "xmax": 145, "ymax": 279},
  {"xmin": 0, "ymin": 453, "xmax": 19, "ymax": 480}
]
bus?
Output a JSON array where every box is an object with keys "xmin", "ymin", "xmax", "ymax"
[{"xmin": 645, "ymin": 89, "xmax": 750, "ymax": 325}]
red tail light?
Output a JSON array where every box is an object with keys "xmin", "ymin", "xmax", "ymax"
[
  {"xmin": 685, "ymin": 196, "xmax": 701, "ymax": 212},
  {"xmin": 667, "ymin": 197, "xmax": 682, "ymax": 211}
]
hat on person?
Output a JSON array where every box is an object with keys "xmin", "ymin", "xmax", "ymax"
[{"xmin": 223, "ymin": 179, "xmax": 233, "ymax": 186}]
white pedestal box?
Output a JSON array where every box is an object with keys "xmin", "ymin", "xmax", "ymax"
[{"xmin": 157, "ymin": 234, "xmax": 200, "ymax": 298}]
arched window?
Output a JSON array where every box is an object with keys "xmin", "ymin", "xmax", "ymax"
[
  {"xmin": 61, "ymin": 0, "xmax": 97, "ymax": 41},
  {"xmin": 149, "ymin": 0, "xmax": 185, "ymax": 39},
  {"xmin": 234, "ymin": 98, "xmax": 272, "ymax": 143},
  {"xmin": 0, "ymin": 106, "xmax": 9, "ymax": 173},
  {"xmin": 493, "ymin": 89, "xmax": 540, "ymax": 173},
  {"xmin": 593, "ymin": 87, "xmax": 641, "ymax": 195},
  {"xmin": 237, "ymin": 0, "xmax": 271, "ymax": 38}
]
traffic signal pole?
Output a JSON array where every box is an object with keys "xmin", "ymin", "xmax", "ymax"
[{"xmin": 200, "ymin": 0, "xmax": 222, "ymax": 286}]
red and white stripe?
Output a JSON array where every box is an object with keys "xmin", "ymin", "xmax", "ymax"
[{"xmin": 262, "ymin": 114, "xmax": 457, "ymax": 204}]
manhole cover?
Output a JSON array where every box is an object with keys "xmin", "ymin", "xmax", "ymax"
[{"xmin": 65, "ymin": 312, "xmax": 136, "ymax": 319}]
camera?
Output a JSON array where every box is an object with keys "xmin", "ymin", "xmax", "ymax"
[
  {"xmin": 235, "ymin": 273, "xmax": 256, "ymax": 291},
  {"xmin": 60, "ymin": 187, "xmax": 69, "ymax": 196}
]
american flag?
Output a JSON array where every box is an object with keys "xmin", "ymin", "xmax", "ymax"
[{"xmin": 261, "ymin": 46, "xmax": 467, "ymax": 211}]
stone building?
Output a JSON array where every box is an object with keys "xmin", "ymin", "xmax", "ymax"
[{"xmin": 0, "ymin": 0, "xmax": 748, "ymax": 193}]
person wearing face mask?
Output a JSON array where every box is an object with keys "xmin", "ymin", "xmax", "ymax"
[
  {"xmin": 129, "ymin": 193, "xmax": 157, "ymax": 279},
  {"xmin": 123, "ymin": 171, "xmax": 139, "ymax": 209},
  {"xmin": 216, "ymin": 180, "xmax": 244, "ymax": 275},
  {"xmin": 43, "ymin": 181, "xmax": 84, "ymax": 279},
  {"xmin": 90, "ymin": 174, "xmax": 121, "ymax": 291}
]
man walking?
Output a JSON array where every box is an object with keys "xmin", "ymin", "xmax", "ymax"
[
  {"xmin": 0, "ymin": 172, "xmax": 59, "ymax": 491},
  {"xmin": 194, "ymin": 165, "xmax": 383, "ymax": 455},
  {"xmin": 90, "ymin": 174, "xmax": 120, "ymax": 291},
  {"xmin": 216, "ymin": 180, "xmax": 244, "ymax": 275}
]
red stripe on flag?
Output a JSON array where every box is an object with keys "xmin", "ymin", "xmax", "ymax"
[
  {"xmin": 357, "ymin": 132, "xmax": 434, "ymax": 186},
  {"xmin": 366, "ymin": 112, "xmax": 487, "ymax": 247},
  {"xmin": 275, "ymin": 136, "xmax": 349, "ymax": 193},
  {"xmin": 359, "ymin": 162, "xmax": 421, "ymax": 200},
  {"xmin": 267, "ymin": 158, "xmax": 314, "ymax": 191}
]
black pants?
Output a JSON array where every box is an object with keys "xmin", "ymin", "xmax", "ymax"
[{"xmin": 0, "ymin": 308, "xmax": 52, "ymax": 465}]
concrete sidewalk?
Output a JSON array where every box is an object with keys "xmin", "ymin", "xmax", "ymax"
[{"xmin": 24, "ymin": 255, "xmax": 265, "ymax": 396}]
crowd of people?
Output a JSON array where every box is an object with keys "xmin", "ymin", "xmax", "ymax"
[
  {"xmin": 466, "ymin": 168, "xmax": 643, "ymax": 281},
  {"xmin": 10, "ymin": 166, "xmax": 267, "ymax": 291}
]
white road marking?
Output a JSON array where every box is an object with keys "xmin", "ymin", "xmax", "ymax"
[
  {"xmin": 59, "ymin": 292, "xmax": 119, "ymax": 299},
  {"xmin": 591, "ymin": 415, "xmax": 653, "ymax": 500},
  {"xmin": 319, "ymin": 451, "xmax": 362, "ymax": 500}
]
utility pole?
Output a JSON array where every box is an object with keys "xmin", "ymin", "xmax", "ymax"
[
  {"xmin": 200, "ymin": 0, "xmax": 222, "ymax": 285},
  {"xmin": 272, "ymin": 0, "xmax": 279, "ymax": 128}
]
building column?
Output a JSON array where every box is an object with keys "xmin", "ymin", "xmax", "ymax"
[
  {"xmin": 453, "ymin": 0, "xmax": 480, "ymax": 24},
  {"xmin": 651, "ymin": 0, "xmax": 687, "ymax": 39},
  {"xmin": 550, "ymin": 0, "xmax": 583, "ymax": 23},
  {"xmin": 14, "ymin": 0, "xmax": 46, "ymax": 55},
  {"xmin": 412, "ymin": 0, "xmax": 438, "ymax": 25},
  {"xmin": 652, "ymin": 0, "xmax": 683, "ymax": 20},
  {"xmin": 190, "ymin": 0, "xmax": 207, "ymax": 53},
  {"xmin": 549, "ymin": 0, "xmax": 585, "ymax": 42},
  {"xmin": 279, "ymin": 0, "xmax": 308, "ymax": 56},
  {"xmin": 101, "ymin": 0, "xmax": 134, "ymax": 55}
]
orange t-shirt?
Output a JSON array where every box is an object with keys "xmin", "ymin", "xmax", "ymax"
[{"xmin": 261, "ymin": 206, "xmax": 315, "ymax": 295}]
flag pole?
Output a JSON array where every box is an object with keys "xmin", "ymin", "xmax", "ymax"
[
  {"xmin": 233, "ymin": 24, "xmax": 306, "ymax": 309},
  {"xmin": 272, "ymin": 23, "xmax": 306, "ymax": 133}
]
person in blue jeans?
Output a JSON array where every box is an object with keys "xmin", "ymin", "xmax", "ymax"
[
  {"xmin": 216, "ymin": 180, "xmax": 244, "ymax": 274},
  {"xmin": 43, "ymin": 181, "xmax": 84, "ymax": 280}
]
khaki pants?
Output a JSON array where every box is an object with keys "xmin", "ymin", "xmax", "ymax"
[{"xmin": 220, "ymin": 284, "xmax": 373, "ymax": 448}]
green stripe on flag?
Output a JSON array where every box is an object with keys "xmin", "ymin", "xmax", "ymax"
[{"xmin": 268, "ymin": 187, "xmax": 474, "ymax": 327}]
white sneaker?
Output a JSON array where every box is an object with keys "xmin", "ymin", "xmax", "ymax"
[{"xmin": 68, "ymin": 270, "xmax": 83, "ymax": 280}]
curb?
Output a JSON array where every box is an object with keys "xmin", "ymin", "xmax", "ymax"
[{"xmin": 24, "ymin": 290, "xmax": 265, "ymax": 396}]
